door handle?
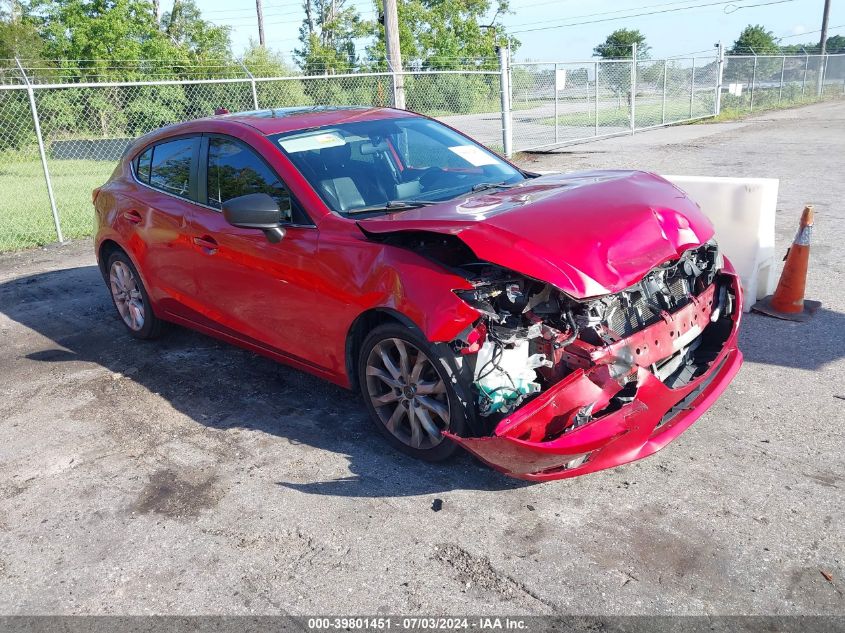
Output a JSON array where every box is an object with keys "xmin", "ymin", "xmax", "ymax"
[
  {"xmin": 122, "ymin": 210, "xmax": 142, "ymax": 224},
  {"xmin": 193, "ymin": 235, "xmax": 218, "ymax": 254}
]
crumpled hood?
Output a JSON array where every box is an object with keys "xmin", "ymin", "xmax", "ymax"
[{"xmin": 357, "ymin": 170, "xmax": 714, "ymax": 298}]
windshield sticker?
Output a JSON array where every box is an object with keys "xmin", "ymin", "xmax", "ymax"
[
  {"xmin": 279, "ymin": 132, "xmax": 346, "ymax": 153},
  {"xmin": 448, "ymin": 145, "xmax": 498, "ymax": 167}
]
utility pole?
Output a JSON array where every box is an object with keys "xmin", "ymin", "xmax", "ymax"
[
  {"xmin": 819, "ymin": 0, "xmax": 831, "ymax": 55},
  {"xmin": 817, "ymin": 0, "xmax": 831, "ymax": 96},
  {"xmin": 152, "ymin": 0, "xmax": 160, "ymax": 23},
  {"xmin": 256, "ymin": 0, "xmax": 266, "ymax": 47},
  {"xmin": 383, "ymin": 0, "xmax": 405, "ymax": 109}
]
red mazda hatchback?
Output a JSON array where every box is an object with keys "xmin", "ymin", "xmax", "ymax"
[{"xmin": 93, "ymin": 106, "xmax": 742, "ymax": 480}]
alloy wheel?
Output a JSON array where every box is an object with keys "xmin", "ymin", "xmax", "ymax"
[
  {"xmin": 364, "ymin": 337, "xmax": 451, "ymax": 449},
  {"xmin": 109, "ymin": 260, "xmax": 145, "ymax": 331}
]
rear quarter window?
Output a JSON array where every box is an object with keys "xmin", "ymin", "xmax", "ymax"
[
  {"xmin": 135, "ymin": 148, "xmax": 152, "ymax": 183},
  {"xmin": 149, "ymin": 138, "xmax": 194, "ymax": 198}
]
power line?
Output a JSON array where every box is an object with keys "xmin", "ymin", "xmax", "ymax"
[
  {"xmin": 722, "ymin": 0, "xmax": 802, "ymax": 12},
  {"xmin": 199, "ymin": 0, "xmax": 375, "ymax": 17},
  {"xmin": 665, "ymin": 47, "xmax": 719, "ymax": 57},
  {"xmin": 507, "ymin": 0, "xmax": 718, "ymax": 29},
  {"xmin": 212, "ymin": 7, "xmax": 378, "ymax": 28},
  {"xmin": 779, "ymin": 24, "xmax": 845, "ymax": 39},
  {"xmin": 508, "ymin": 0, "xmax": 798, "ymax": 34},
  {"xmin": 200, "ymin": 1, "xmax": 315, "ymax": 15}
]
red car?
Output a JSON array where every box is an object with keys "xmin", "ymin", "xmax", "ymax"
[{"xmin": 93, "ymin": 106, "xmax": 742, "ymax": 481}]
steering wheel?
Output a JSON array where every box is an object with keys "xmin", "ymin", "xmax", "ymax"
[{"xmin": 418, "ymin": 166, "xmax": 447, "ymax": 190}]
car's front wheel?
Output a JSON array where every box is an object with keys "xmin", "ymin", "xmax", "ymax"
[
  {"xmin": 106, "ymin": 251, "xmax": 162, "ymax": 340},
  {"xmin": 358, "ymin": 323, "xmax": 466, "ymax": 461}
]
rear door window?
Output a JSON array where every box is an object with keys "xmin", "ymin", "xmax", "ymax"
[{"xmin": 149, "ymin": 138, "xmax": 195, "ymax": 198}]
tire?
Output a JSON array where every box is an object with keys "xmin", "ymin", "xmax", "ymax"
[
  {"xmin": 358, "ymin": 323, "xmax": 468, "ymax": 462},
  {"xmin": 106, "ymin": 250, "xmax": 163, "ymax": 340}
]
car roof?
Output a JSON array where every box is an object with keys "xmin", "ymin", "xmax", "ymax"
[
  {"xmin": 124, "ymin": 106, "xmax": 424, "ymax": 163},
  {"xmin": 210, "ymin": 105, "xmax": 418, "ymax": 135}
]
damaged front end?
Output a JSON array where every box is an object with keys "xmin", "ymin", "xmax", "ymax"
[{"xmin": 443, "ymin": 239, "xmax": 743, "ymax": 480}]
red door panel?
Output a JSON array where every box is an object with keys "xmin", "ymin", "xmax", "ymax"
[
  {"xmin": 184, "ymin": 207, "xmax": 326, "ymax": 367},
  {"xmin": 119, "ymin": 188, "xmax": 199, "ymax": 320}
]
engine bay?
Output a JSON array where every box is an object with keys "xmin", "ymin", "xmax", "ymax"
[
  {"xmin": 449, "ymin": 240, "xmax": 734, "ymax": 433},
  {"xmin": 360, "ymin": 227, "xmax": 736, "ymax": 439}
]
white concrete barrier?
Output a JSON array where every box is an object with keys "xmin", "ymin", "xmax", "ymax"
[{"xmin": 662, "ymin": 175, "xmax": 778, "ymax": 312}]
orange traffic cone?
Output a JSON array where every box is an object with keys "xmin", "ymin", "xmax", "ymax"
[{"xmin": 752, "ymin": 205, "xmax": 821, "ymax": 322}]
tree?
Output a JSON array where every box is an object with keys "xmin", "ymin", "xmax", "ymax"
[
  {"xmin": 34, "ymin": 0, "xmax": 172, "ymax": 69},
  {"xmin": 295, "ymin": 0, "xmax": 366, "ymax": 74},
  {"xmin": 161, "ymin": 0, "xmax": 230, "ymax": 60},
  {"xmin": 241, "ymin": 42, "xmax": 298, "ymax": 77},
  {"xmin": 0, "ymin": 10, "xmax": 43, "ymax": 60},
  {"xmin": 825, "ymin": 34, "xmax": 845, "ymax": 54},
  {"xmin": 728, "ymin": 24, "xmax": 780, "ymax": 55},
  {"xmin": 241, "ymin": 42, "xmax": 311, "ymax": 107},
  {"xmin": 8, "ymin": 0, "xmax": 237, "ymax": 144},
  {"xmin": 593, "ymin": 29, "xmax": 650, "ymax": 59},
  {"xmin": 781, "ymin": 34, "xmax": 845, "ymax": 55},
  {"xmin": 363, "ymin": 0, "xmax": 517, "ymax": 71},
  {"xmin": 28, "ymin": 0, "xmax": 231, "ymax": 79}
]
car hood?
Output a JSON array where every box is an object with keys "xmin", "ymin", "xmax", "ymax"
[{"xmin": 356, "ymin": 170, "xmax": 714, "ymax": 299}]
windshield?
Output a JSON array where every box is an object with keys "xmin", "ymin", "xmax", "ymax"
[{"xmin": 270, "ymin": 117, "xmax": 525, "ymax": 215}]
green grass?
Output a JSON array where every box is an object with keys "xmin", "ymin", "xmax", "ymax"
[
  {"xmin": 1, "ymin": 83, "xmax": 842, "ymax": 253},
  {"xmin": 0, "ymin": 158, "xmax": 114, "ymax": 251},
  {"xmin": 707, "ymin": 88, "xmax": 838, "ymax": 122},
  {"xmin": 537, "ymin": 98, "xmax": 714, "ymax": 129}
]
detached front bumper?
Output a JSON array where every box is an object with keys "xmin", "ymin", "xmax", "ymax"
[{"xmin": 446, "ymin": 272, "xmax": 743, "ymax": 482}]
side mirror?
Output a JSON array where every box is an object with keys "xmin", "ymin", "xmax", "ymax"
[{"xmin": 221, "ymin": 193, "xmax": 286, "ymax": 243}]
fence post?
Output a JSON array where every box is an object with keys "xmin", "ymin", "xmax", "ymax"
[
  {"xmin": 715, "ymin": 42, "xmax": 725, "ymax": 116},
  {"xmin": 778, "ymin": 56, "xmax": 786, "ymax": 103},
  {"xmin": 817, "ymin": 54, "xmax": 826, "ymax": 97},
  {"xmin": 802, "ymin": 50, "xmax": 809, "ymax": 98},
  {"xmin": 554, "ymin": 63, "xmax": 559, "ymax": 144},
  {"xmin": 689, "ymin": 57, "xmax": 696, "ymax": 117},
  {"xmin": 238, "ymin": 59, "xmax": 259, "ymax": 110},
  {"xmin": 594, "ymin": 61, "xmax": 599, "ymax": 136},
  {"xmin": 750, "ymin": 52, "xmax": 758, "ymax": 112},
  {"xmin": 497, "ymin": 45, "xmax": 513, "ymax": 158},
  {"xmin": 630, "ymin": 43, "xmax": 637, "ymax": 135},
  {"xmin": 662, "ymin": 59, "xmax": 668, "ymax": 124},
  {"xmin": 15, "ymin": 58, "xmax": 63, "ymax": 244}
]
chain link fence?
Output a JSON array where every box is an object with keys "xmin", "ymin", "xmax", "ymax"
[
  {"xmin": 509, "ymin": 53, "xmax": 845, "ymax": 154},
  {"xmin": 721, "ymin": 54, "xmax": 845, "ymax": 114},
  {"xmin": 1, "ymin": 52, "xmax": 844, "ymax": 251},
  {"xmin": 509, "ymin": 57, "xmax": 719, "ymax": 152},
  {"xmin": 0, "ymin": 65, "xmax": 501, "ymax": 251}
]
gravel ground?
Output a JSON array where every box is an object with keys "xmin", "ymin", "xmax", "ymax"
[{"xmin": 0, "ymin": 101, "xmax": 843, "ymax": 616}]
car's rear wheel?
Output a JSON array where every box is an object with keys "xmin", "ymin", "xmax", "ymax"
[
  {"xmin": 358, "ymin": 323, "xmax": 466, "ymax": 461},
  {"xmin": 106, "ymin": 251, "xmax": 162, "ymax": 340}
]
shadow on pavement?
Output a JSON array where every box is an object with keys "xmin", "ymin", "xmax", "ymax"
[
  {"xmin": 0, "ymin": 265, "xmax": 531, "ymax": 498},
  {"xmin": 739, "ymin": 309, "xmax": 845, "ymax": 371}
]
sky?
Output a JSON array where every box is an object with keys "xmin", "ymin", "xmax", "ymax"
[{"xmin": 159, "ymin": 0, "xmax": 844, "ymax": 63}]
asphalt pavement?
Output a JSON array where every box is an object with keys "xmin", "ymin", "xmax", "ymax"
[{"xmin": 0, "ymin": 100, "xmax": 843, "ymax": 615}]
